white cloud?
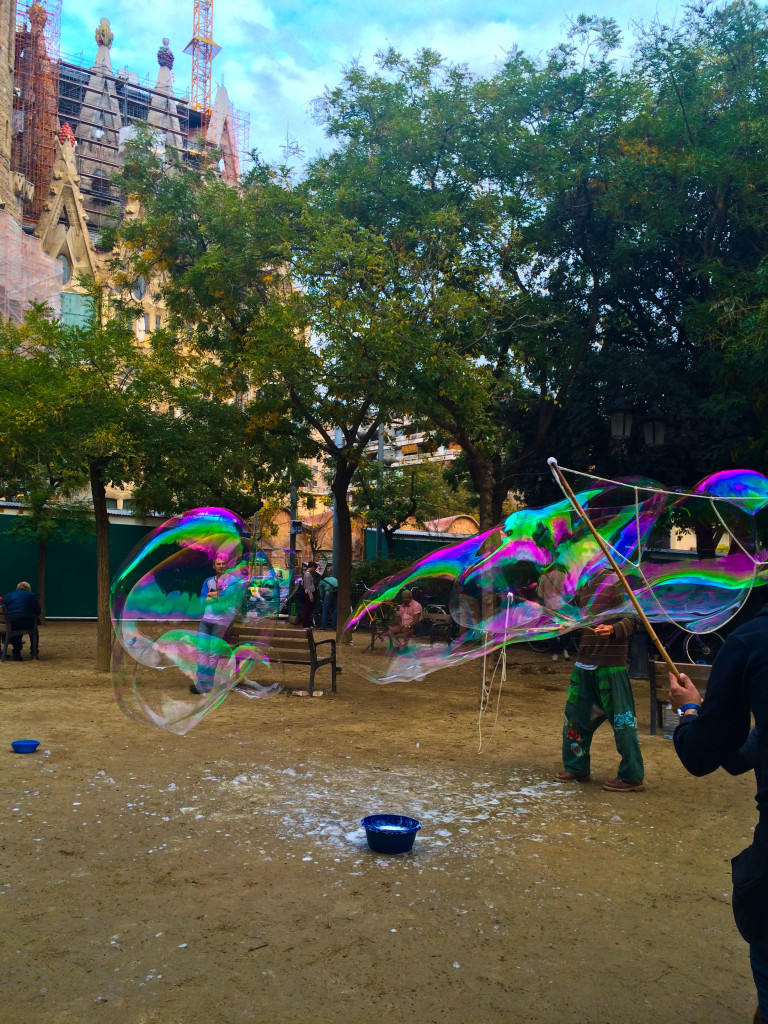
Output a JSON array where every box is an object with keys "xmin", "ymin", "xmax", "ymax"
[{"xmin": 58, "ymin": 0, "xmax": 688, "ymax": 166}]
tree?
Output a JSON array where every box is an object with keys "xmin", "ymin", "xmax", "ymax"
[
  {"xmin": 4, "ymin": 489, "xmax": 93, "ymax": 622},
  {"xmin": 350, "ymin": 458, "xmax": 477, "ymax": 557},
  {"xmin": 521, "ymin": 0, "xmax": 768, "ymax": 495},
  {"xmin": 302, "ymin": 28, "xmax": 647, "ymax": 529},
  {"xmin": 307, "ymin": 3, "xmax": 768, "ymax": 528},
  {"xmin": 113, "ymin": 136, "xmax": 420, "ymax": 630},
  {"xmin": 0, "ymin": 294, "xmax": 157, "ymax": 668}
]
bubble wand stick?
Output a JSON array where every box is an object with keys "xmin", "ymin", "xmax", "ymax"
[{"xmin": 547, "ymin": 457, "xmax": 681, "ymax": 680}]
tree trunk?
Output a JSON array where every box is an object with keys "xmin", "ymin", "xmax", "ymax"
[
  {"xmin": 332, "ymin": 462, "xmax": 356, "ymax": 639},
  {"xmin": 90, "ymin": 460, "xmax": 112, "ymax": 672},
  {"xmin": 694, "ymin": 524, "xmax": 718, "ymax": 560},
  {"xmin": 490, "ymin": 474, "xmax": 509, "ymax": 529},
  {"xmin": 465, "ymin": 452, "xmax": 497, "ymax": 532},
  {"xmin": 37, "ymin": 539, "xmax": 47, "ymax": 624},
  {"xmin": 385, "ymin": 528, "xmax": 396, "ymax": 559}
]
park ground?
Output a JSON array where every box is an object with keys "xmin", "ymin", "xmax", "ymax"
[{"xmin": 0, "ymin": 621, "xmax": 760, "ymax": 1024}]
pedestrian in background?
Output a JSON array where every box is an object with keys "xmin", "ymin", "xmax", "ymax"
[
  {"xmin": 318, "ymin": 570, "xmax": 338, "ymax": 630},
  {"xmin": 301, "ymin": 561, "xmax": 318, "ymax": 628}
]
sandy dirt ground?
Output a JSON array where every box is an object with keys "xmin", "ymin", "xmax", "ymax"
[{"xmin": 0, "ymin": 621, "xmax": 761, "ymax": 1024}]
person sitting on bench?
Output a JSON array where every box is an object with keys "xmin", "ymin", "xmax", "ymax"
[
  {"xmin": 2, "ymin": 581, "xmax": 41, "ymax": 661},
  {"xmin": 386, "ymin": 591, "xmax": 422, "ymax": 649}
]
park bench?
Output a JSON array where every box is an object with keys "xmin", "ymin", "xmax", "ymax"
[
  {"xmin": 0, "ymin": 605, "xmax": 39, "ymax": 662},
  {"xmin": 359, "ymin": 601, "xmax": 455, "ymax": 654},
  {"xmin": 232, "ymin": 623, "xmax": 339, "ymax": 696},
  {"xmin": 648, "ymin": 659, "xmax": 710, "ymax": 735}
]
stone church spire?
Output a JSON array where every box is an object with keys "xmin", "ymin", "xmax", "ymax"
[
  {"xmin": 147, "ymin": 38, "xmax": 182, "ymax": 152},
  {"xmin": 75, "ymin": 17, "xmax": 122, "ymax": 225},
  {"xmin": 206, "ymin": 84, "xmax": 239, "ymax": 183}
]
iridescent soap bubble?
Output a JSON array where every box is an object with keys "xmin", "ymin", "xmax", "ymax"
[
  {"xmin": 339, "ymin": 469, "xmax": 768, "ymax": 683},
  {"xmin": 111, "ymin": 508, "xmax": 282, "ymax": 734}
]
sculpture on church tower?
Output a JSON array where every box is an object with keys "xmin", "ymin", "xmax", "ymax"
[
  {"xmin": 157, "ymin": 38, "xmax": 174, "ymax": 69},
  {"xmin": 94, "ymin": 18, "xmax": 114, "ymax": 49},
  {"xmin": 148, "ymin": 37, "xmax": 182, "ymax": 152},
  {"xmin": 58, "ymin": 122, "xmax": 76, "ymax": 147}
]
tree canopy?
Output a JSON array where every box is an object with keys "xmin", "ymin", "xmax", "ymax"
[{"xmin": 100, "ymin": 0, "xmax": 768, "ymax": 630}]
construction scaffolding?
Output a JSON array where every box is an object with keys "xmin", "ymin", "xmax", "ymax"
[
  {"xmin": 57, "ymin": 50, "xmax": 191, "ymax": 231},
  {"xmin": 10, "ymin": 8, "xmax": 249, "ymax": 241},
  {"xmin": 12, "ymin": 0, "xmax": 62, "ymax": 224},
  {"xmin": 0, "ymin": 208, "xmax": 62, "ymax": 322},
  {"xmin": 232, "ymin": 106, "xmax": 251, "ymax": 176},
  {"xmin": 204, "ymin": 88, "xmax": 251, "ymax": 182}
]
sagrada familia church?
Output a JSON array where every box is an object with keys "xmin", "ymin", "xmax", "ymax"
[{"xmin": 0, "ymin": 0, "xmax": 247, "ymax": 326}]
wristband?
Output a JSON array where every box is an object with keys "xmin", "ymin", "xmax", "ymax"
[{"xmin": 678, "ymin": 702, "xmax": 701, "ymax": 714}]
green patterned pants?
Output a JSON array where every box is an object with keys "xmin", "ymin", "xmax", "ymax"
[{"xmin": 561, "ymin": 665, "xmax": 644, "ymax": 782}]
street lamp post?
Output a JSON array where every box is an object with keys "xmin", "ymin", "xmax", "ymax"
[
  {"xmin": 331, "ymin": 426, "xmax": 343, "ymax": 577},
  {"xmin": 289, "ymin": 482, "xmax": 298, "ymax": 575},
  {"xmin": 375, "ymin": 426, "xmax": 397, "ymax": 558}
]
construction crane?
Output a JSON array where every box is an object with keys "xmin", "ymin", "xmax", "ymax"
[{"xmin": 183, "ymin": 0, "xmax": 220, "ymax": 124}]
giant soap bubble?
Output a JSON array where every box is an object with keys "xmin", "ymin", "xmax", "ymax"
[
  {"xmin": 111, "ymin": 507, "xmax": 283, "ymax": 734},
  {"xmin": 340, "ymin": 467, "xmax": 768, "ymax": 683},
  {"xmin": 111, "ymin": 468, "xmax": 768, "ymax": 729}
]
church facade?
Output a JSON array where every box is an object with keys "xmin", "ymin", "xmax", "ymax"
[{"xmin": 0, "ymin": 1, "xmax": 244, "ymax": 327}]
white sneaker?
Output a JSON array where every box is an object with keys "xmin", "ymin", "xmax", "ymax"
[
  {"xmin": 551, "ymin": 654, "xmax": 559, "ymax": 662},
  {"xmin": 563, "ymin": 650, "xmax": 570, "ymax": 660}
]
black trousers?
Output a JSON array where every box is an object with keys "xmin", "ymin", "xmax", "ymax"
[{"xmin": 8, "ymin": 617, "xmax": 35, "ymax": 655}]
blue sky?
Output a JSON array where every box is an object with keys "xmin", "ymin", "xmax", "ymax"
[{"xmin": 60, "ymin": 0, "xmax": 690, "ymax": 166}]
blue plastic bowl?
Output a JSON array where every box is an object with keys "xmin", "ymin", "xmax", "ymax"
[
  {"xmin": 361, "ymin": 814, "xmax": 422, "ymax": 854},
  {"xmin": 11, "ymin": 739, "xmax": 40, "ymax": 754}
]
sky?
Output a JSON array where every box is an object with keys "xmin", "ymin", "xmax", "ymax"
[{"xmin": 59, "ymin": 0, "xmax": 691, "ymax": 167}]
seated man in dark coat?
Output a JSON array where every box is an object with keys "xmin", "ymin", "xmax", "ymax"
[{"xmin": 2, "ymin": 581, "xmax": 41, "ymax": 660}]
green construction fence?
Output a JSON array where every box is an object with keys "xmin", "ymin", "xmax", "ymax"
[
  {"xmin": 363, "ymin": 527, "xmax": 470, "ymax": 561},
  {"xmin": 0, "ymin": 509, "xmax": 160, "ymax": 618}
]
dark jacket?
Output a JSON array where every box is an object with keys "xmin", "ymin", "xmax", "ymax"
[
  {"xmin": 2, "ymin": 589, "xmax": 41, "ymax": 624},
  {"xmin": 674, "ymin": 604, "xmax": 768, "ymax": 847}
]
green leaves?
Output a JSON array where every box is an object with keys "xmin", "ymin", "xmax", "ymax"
[{"xmin": 88, "ymin": 0, "xmax": 768, "ymax": 554}]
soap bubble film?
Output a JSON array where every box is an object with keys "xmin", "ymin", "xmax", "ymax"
[
  {"xmin": 111, "ymin": 508, "xmax": 282, "ymax": 734},
  {"xmin": 340, "ymin": 467, "xmax": 768, "ymax": 683}
]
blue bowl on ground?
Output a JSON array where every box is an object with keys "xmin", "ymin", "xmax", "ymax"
[
  {"xmin": 361, "ymin": 814, "xmax": 422, "ymax": 854},
  {"xmin": 11, "ymin": 739, "xmax": 40, "ymax": 754}
]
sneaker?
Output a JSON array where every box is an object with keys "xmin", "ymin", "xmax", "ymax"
[
  {"xmin": 602, "ymin": 777, "xmax": 645, "ymax": 792},
  {"xmin": 12, "ymin": 653, "xmax": 23, "ymax": 662},
  {"xmin": 554, "ymin": 770, "xmax": 590, "ymax": 783},
  {"xmin": 563, "ymin": 650, "xmax": 570, "ymax": 660},
  {"xmin": 551, "ymin": 653, "xmax": 559, "ymax": 662}
]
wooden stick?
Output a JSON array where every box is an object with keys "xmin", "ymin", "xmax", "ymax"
[{"xmin": 547, "ymin": 458, "xmax": 681, "ymax": 680}]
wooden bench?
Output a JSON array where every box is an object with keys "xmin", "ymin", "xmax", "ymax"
[
  {"xmin": 232, "ymin": 624, "xmax": 339, "ymax": 696},
  {"xmin": 0, "ymin": 606, "xmax": 39, "ymax": 662},
  {"xmin": 358, "ymin": 602, "xmax": 455, "ymax": 654},
  {"xmin": 648, "ymin": 659, "xmax": 711, "ymax": 735}
]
